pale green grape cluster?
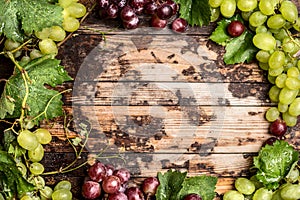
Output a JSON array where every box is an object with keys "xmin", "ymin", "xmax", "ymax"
[
  {"xmin": 210, "ymin": 0, "xmax": 300, "ymax": 127},
  {"xmin": 223, "ymin": 173, "xmax": 300, "ymax": 200}
]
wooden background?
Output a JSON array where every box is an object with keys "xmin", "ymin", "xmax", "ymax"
[{"xmin": 1, "ymin": 1, "xmax": 300, "ymax": 199}]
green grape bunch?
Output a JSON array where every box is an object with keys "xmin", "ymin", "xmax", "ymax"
[{"xmin": 209, "ymin": 0, "xmax": 300, "ymax": 129}]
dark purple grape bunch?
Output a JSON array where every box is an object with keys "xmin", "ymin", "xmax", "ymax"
[{"xmin": 81, "ymin": 161, "xmax": 161, "ymax": 200}]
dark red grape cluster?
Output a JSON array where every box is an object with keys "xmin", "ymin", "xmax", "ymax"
[
  {"xmin": 97, "ymin": 0, "xmax": 188, "ymax": 32},
  {"xmin": 81, "ymin": 161, "xmax": 160, "ymax": 199}
]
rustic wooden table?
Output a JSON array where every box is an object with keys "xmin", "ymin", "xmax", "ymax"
[{"xmin": 1, "ymin": 1, "xmax": 300, "ymax": 199}]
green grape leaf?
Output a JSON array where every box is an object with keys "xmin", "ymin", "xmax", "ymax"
[
  {"xmin": 0, "ymin": 0, "xmax": 63, "ymax": 42},
  {"xmin": 210, "ymin": 15, "xmax": 258, "ymax": 64},
  {"xmin": 173, "ymin": 0, "xmax": 211, "ymax": 27},
  {"xmin": 0, "ymin": 150, "xmax": 35, "ymax": 197},
  {"xmin": 0, "ymin": 56, "xmax": 72, "ymax": 123},
  {"xmin": 156, "ymin": 170, "xmax": 187, "ymax": 200},
  {"xmin": 177, "ymin": 176, "xmax": 218, "ymax": 200}
]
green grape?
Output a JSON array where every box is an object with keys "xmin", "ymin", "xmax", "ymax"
[
  {"xmin": 255, "ymin": 25, "xmax": 268, "ymax": 34},
  {"xmin": 259, "ymin": 62, "xmax": 269, "ymax": 70},
  {"xmin": 288, "ymin": 98, "xmax": 300, "ymax": 117},
  {"xmin": 275, "ymin": 73, "xmax": 287, "ymax": 88},
  {"xmin": 49, "ymin": 26, "xmax": 66, "ymax": 42},
  {"xmin": 253, "ymin": 188, "xmax": 272, "ymax": 200},
  {"xmin": 249, "ymin": 11, "xmax": 268, "ymax": 27},
  {"xmin": 268, "ymin": 74, "xmax": 277, "ymax": 84},
  {"xmin": 265, "ymin": 107, "xmax": 280, "ymax": 122},
  {"xmin": 283, "ymin": 111, "xmax": 298, "ymax": 127},
  {"xmin": 234, "ymin": 177, "xmax": 255, "ymax": 195},
  {"xmin": 28, "ymin": 143, "xmax": 44, "ymax": 162},
  {"xmin": 267, "ymin": 14, "xmax": 286, "ymax": 29},
  {"xmin": 34, "ymin": 128, "xmax": 52, "ymax": 144},
  {"xmin": 29, "ymin": 162, "xmax": 45, "ymax": 175},
  {"xmin": 256, "ymin": 50, "xmax": 270, "ymax": 63},
  {"xmin": 29, "ymin": 49, "xmax": 43, "ymax": 60},
  {"xmin": 17, "ymin": 130, "xmax": 39, "ymax": 151},
  {"xmin": 209, "ymin": 0, "xmax": 223, "ymax": 8},
  {"xmin": 279, "ymin": 1, "xmax": 298, "ymax": 23},
  {"xmin": 282, "ymin": 37, "xmax": 296, "ymax": 53},
  {"xmin": 31, "ymin": 197, "xmax": 40, "ymax": 200},
  {"xmin": 293, "ymin": 18, "xmax": 300, "ymax": 32},
  {"xmin": 223, "ymin": 190, "xmax": 244, "ymax": 200},
  {"xmin": 241, "ymin": 11, "xmax": 253, "ymax": 21},
  {"xmin": 272, "ymin": 189, "xmax": 284, "ymax": 200},
  {"xmin": 288, "ymin": 65, "xmax": 300, "ymax": 76},
  {"xmin": 4, "ymin": 39, "xmax": 21, "ymax": 51},
  {"xmin": 34, "ymin": 28, "xmax": 51, "ymax": 40},
  {"xmin": 279, "ymin": 87, "xmax": 298, "ymax": 105},
  {"xmin": 269, "ymin": 85, "xmax": 281, "ymax": 103},
  {"xmin": 220, "ymin": 0, "xmax": 236, "ymax": 18},
  {"xmin": 54, "ymin": 180, "xmax": 72, "ymax": 191},
  {"xmin": 249, "ymin": 176, "xmax": 264, "ymax": 190},
  {"xmin": 268, "ymin": 51, "xmax": 285, "ymax": 69},
  {"xmin": 253, "ymin": 32, "xmax": 276, "ymax": 51},
  {"xmin": 20, "ymin": 195, "xmax": 33, "ymax": 200},
  {"xmin": 19, "ymin": 56, "xmax": 31, "ymax": 66},
  {"xmin": 268, "ymin": 66, "xmax": 284, "ymax": 77},
  {"xmin": 52, "ymin": 189, "xmax": 72, "ymax": 200},
  {"xmin": 274, "ymin": 28, "xmax": 289, "ymax": 41},
  {"xmin": 285, "ymin": 77, "xmax": 300, "ymax": 90},
  {"xmin": 278, "ymin": 102, "xmax": 288, "ymax": 113},
  {"xmin": 258, "ymin": 0, "xmax": 276, "ymax": 15},
  {"xmin": 40, "ymin": 186, "xmax": 53, "ymax": 200},
  {"xmin": 62, "ymin": 16, "xmax": 80, "ymax": 32},
  {"xmin": 286, "ymin": 167, "xmax": 299, "ymax": 183},
  {"xmin": 38, "ymin": 39, "xmax": 58, "ymax": 55},
  {"xmin": 237, "ymin": 0, "xmax": 257, "ymax": 12},
  {"xmin": 210, "ymin": 7, "xmax": 220, "ymax": 22},
  {"xmin": 58, "ymin": 0, "xmax": 73, "ymax": 8},
  {"xmin": 280, "ymin": 184, "xmax": 300, "ymax": 200},
  {"xmin": 17, "ymin": 162, "xmax": 27, "ymax": 177},
  {"xmin": 66, "ymin": 2, "xmax": 86, "ymax": 18}
]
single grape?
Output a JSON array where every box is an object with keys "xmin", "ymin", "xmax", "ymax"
[
  {"xmin": 52, "ymin": 189, "xmax": 72, "ymax": 200},
  {"xmin": 4, "ymin": 38, "xmax": 21, "ymax": 51},
  {"xmin": 267, "ymin": 14, "xmax": 286, "ymax": 29},
  {"xmin": 38, "ymin": 38, "xmax": 58, "ymax": 55},
  {"xmin": 66, "ymin": 2, "xmax": 87, "ymax": 18},
  {"xmin": 156, "ymin": 4, "xmax": 173, "ymax": 20},
  {"xmin": 113, "ymin": 168, "xmax": 131, "ymax": 184},
  {"xmin": 17, "ymin": 130, "xmax": 39, "ymax": 151},
  {"xmin": 275, "ymin": 73, "xmax": 287, "ymax": 88},
  {"xmin": 35, "ymin": 27, "xmax": 51, "ymax": 40},
  {"xmin": 220, "ymin": 0, "xmax": 236, "ymax": 18},
  {"xmin": 59, "ymin": 0, "xmax": 73, "ymax": 8},
  {"xmin": 269, "ymin": 119, "xmax": 287, "ymax": 137},
  {"xmin": 288, "ymin": 98, "xmax": 300, "ymax": 117},
  {"xmin": 125, "ymin": 187, "xmax": 145, "ymax": 200},
  {"xmin": 150, "ymin": 15, "xmax": 167, "ymax": 28},
  {"xmin": 166, "ymin": 0, "xmax": 178, "ymax": 15},
  {"xmin": 268, "ymin": 50, "xmax": 285, "ymax": 69},
  {"xmin": 249, "ymin": 11, "xmax": 267, "ymax": 27},
  {"xmin": 123, "ymin": 15, "xmax": 139, "ymax": 29},
  {"xmin": 129, "ymin": 0, "xmax": 145, "ymax": 9},
  {"xmin": 234, "ymin": 177, "xmax": 255, "ymax": 195},
  {"xmin": 255, "ymin": 25, "xmax": 268, "ymax": 33},
  {"xmin": 63, "ymin": 16, "xmax": 80, "ymax": 32},
  {"xmin": 285, "ymin": 77, "xmax": 300, "ymax": 90},
  {"xmin": 28, "ymin": 143, "xmax": 44, "ymax": 162},
  {"xmin": 253, "ymin": 32, "xmax": 276, "ymax": 51},
  {"xmin": 258, "ymin": 0, "xmax": 275, "ymax": 16},
  {"xmin": 209, "ymin": 0, "xmax": 223, "ymax": 8},
  {"xmin": 29, "ymin": 162, "xmax": 45, "ymax": 175},
  {"xmin": 102, "ymin": 175, "xmax": 122, "ymax": 194},
  {"xmin": 279, "ymin": 87, "xmax": 298, "ymax": 105},
  {"xmin": 108, "ymin": 192, "xmax": 129, "ymax": 200},
  {"xmin": 120, "ymin": 6, "xmax": 135, "ymax": 22},
  {"xmin": 29, "ymin": 49, "xmax": 43, "ymax": 60},
  {"xmin": 183, "ymin": 194, "xmax": 202, "ymax": 200},
  {"xmin": 282, "ymin": 111, "xmax": 298, "ymax": 127},
  {"xmin": 106, "ymin": 3, "xmax": 119, "ymax": 19},
  {"xmin": 98, "ymin": 0, "xmax": 110, "ymax": 8},
  {"xmin": 253, "ymin": 188, "xmax": 273, "ymax": 200},
  {"xmin": 54, "ymin": 180, "xmax": 72, "ymax": 191},
  {"xmin": 105, "ymin": 164, "xmax": 115, "ymax": 176},
  {"xmin": 142, "ymin": 177, "xmax": 160, "ymax": 196},
  {"xmin": 256, "ymin": 50, "xmax": 270, "ymax": 63},
  {"xmin": 172, "ymin": 18, "xmax": 188, "ymax": 33},
  {"xmin": 144, "ymin": 2, "xmax": 157, "ymax": 15},
  {"xmin": 227, "ymin": 20, "xmax": 245, "ymax": 37},
  {"xmin": 210, "ymin": 7, "xmax": 220, "ymax": 22},
  {"xmin": 265, "ymin": 107, "xmax": 280, "ymax": 122},
  {"xmin": 269, "ymin": 85, "xmax": 281, "ymax": 103},
  {"xmin": 237, "ymin": 0, "xmax": 257, "ymax": 12},
  {"xmin": 88, "ymin": 161, "xmax": 107, "ymax": 182},
  {"xmin": 19, "ymin": 56, "xmax": 31, "ymax": 66},
  {"xmin": 223, "ymin": 190, "xmax": 244, "ymax": 200},
  {"xmin": 82, "ymin": 181, "xmax": 101, "ymax": 199},
  {"xmin": 34, "ymin": 128, "xmax": 52, "ymax": 144},
  {"xmin": 40, "ymin": 186, "xmax": 53, "ymax": 200},
  {"xmin": 279, "ymin": 1, "xmax": 298, "ymax": 23}
]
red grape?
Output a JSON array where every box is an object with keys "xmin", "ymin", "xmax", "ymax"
[
  {"xmin": 98, "ymin": 0, "xmax": 110, "ymax": 8},
  {"xmin": 156, "ymin": 4, "xmax": 173, "ymax": 20},
  {"xmin": 120, "ymin": 6, "xmax": 136, "ymax": 22},
  {"xmin": 141, "ymin": 177, "xmax": 159, "ymax": 196},
  {"xmin": 166, "ymin": 0, "xmax": 178, "ymax": 15},
  {"xmin": 108, "ymin": 192, "xmax": 129, "ymax": 200},
  {"xmin": 88, "ymin": 161, "xmax": 107, "ymax": 182},
  {"xmin": 269, "ymin": 119, "xmax": 287, "ymax": 137},
  {"xmin": 125, "ymin": 187, "xmax": 145, "ymax": 200},
  {"xmin": 227, "ymin": 20, "xmax": 245, "ymax": 37},
  {"xmin": 123, "ymin": 15, "xmax": 139, "ymax": 29},
  {"xmin": 82, "ymin": 181, "xmax": 101, "ymax": 199},
  {"xmin": 105, "ymin": 164, "xmax": 115, "ymax": 176},
  {"xmin": 113, "ymin": 168, "xmax": 131, "ymax": 184},
  {"xmin": 144, "ymin": 2, "xmax": 157, "ymax": 15},
  {"xmin": 102, "ymin": 175, "xmax": 122, "ymax": 194},
  {"xmin": 150, "ymin": 14, "xmax": 167, "ymax": 28},
  {"xmin": 183, "ymin": 193, "xmax": 202, "ymax": 200},
  {"xmin": 171, "ymin": 18, "xmax": 188, "ymax": 33},
  {"xmin": 130, "ymin": 0, "xmax": 145, "ymax": 8},
  {"xmin": 106, "ymin": 3, "xmax": 119, "ymax": 19}
]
